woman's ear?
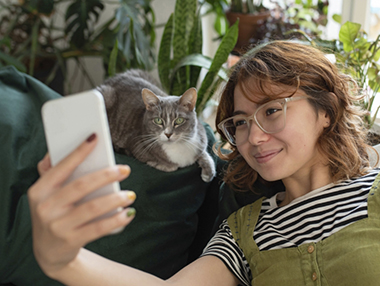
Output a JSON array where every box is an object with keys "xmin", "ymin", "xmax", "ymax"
[{"xmin": 323, "ymin": 112, "xmax": 331, "ymax": 128}]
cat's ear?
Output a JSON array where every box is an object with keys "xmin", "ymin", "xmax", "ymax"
[
  {"xmin": 179, "ymin": 88, "xmax": 197, "ymax": 111},
  {"xmin": 142, "ymin": 88, "xmax": 160, "ymax": 111}
]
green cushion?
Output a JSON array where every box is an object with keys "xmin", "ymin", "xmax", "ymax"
[{"xmin": 0, "ymin": 66, "xmax": 221, "ymax": 285}]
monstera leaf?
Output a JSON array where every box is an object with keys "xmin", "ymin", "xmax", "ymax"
[
  {"xmin": 115, "ymin": 0, "xmax": 156, "ymax": 70},
  {"xmin": 65, "ymin": 0, "xmax": 105, "ymax": 48}
]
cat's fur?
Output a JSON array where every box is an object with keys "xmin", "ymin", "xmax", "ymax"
[{"xmin": 97, "ymin": 69, "xmax": 216, "ymax": 182}]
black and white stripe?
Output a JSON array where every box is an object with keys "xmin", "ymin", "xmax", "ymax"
[
  {"xmin": 201, "ymin": 169, "xmax": 379, "ymax": 286},
  {"xmin": 201, "ymin": 222, "xmax": 252, "ymax": 286}
]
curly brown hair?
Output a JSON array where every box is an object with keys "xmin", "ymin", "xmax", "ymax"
[{"xmin": 216, "ymin": 40, "xmax": 374, "ymax": 193}]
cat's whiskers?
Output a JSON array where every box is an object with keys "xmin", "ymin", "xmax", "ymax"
[
  {"xmin": 133, "ymin": 134, "xmax": 160, "ymax": 157},
  {"xmin": 180, "ymin": 136, "xmax": 203, "ymax": 153}
]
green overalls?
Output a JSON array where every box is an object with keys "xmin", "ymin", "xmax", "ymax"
[{"xmin": 227, "ymin": 174, "xmax": 380, "ymax": 285}]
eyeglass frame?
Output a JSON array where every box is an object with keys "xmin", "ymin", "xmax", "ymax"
[{"xmin": 217, "ymin": 96, "xmax": 310, "ymax": 146}]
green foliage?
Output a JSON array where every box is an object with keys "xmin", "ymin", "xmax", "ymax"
[
  {"xmin": 335, "ymin": 21, "xmax": 380, "ymax": 127},
  {"xmin": 0, "ymin": 0, "xmax": 156, "ymax": 93},
  {"xmin": 202, "ymin": 0, "xmax": 328, "ymax": 47},
  {"xmin": 65, "ymin": 0, "xmax": 105, "ymax": 48},
  {"xmin": 200, "ymin": 0, "xmax": 229, "ymax": 36},
  {"xmin": 157, "ymin": 0, "xmax": 238, "ymax": 113},
  {"xmin": 229, "ymin": 0, "xmax": 265, "ymax": 13}
]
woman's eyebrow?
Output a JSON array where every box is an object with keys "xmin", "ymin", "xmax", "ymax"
[
  {"xmin": 232, "ymin": 98, "xmax": 269, "ymax": 116},
  {"xmin": 232, "ymin": 110, "xmax": 249, "ymax": 116}
]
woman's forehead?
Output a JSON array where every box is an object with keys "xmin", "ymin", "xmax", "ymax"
[{"xmin": 234, "ymin": 80, "xmax": 302, "ymax": 104}]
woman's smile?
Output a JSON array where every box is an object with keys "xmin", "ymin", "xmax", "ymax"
[{"xmin": 253, "ymin": 149, "xmax": 283, "ymax": 164}]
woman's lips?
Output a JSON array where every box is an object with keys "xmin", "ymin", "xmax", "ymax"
[{"xmin": 254, "ymin": 149, "xmax": 282, "ymax": 163}]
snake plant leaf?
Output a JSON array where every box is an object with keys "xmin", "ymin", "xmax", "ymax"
[
  {"xmin": 170, "ymin": 0, "xmax": 197, "ymax": 95},
  {"xmin": 173, "ymin": 0, "xmax": 196, "ymax": 64},
  {"xmin": 171, "ymin": 54, "xmax": 228, "ymax": 82},
  {"xmin": 339, "ymin": 21, "xmax": 361, "ymax": 53},
  {"xmin": 65, "ymin": 0, "xmax": 105, "ymax": 48},
  {"xmin": 158, "ymin": 13, "xmax": 174, "ymax": 92},
  {"xmin": 0, "ymin": 51, "xmax": 26, "ymax": 72},
  {"xmin": 196, "ymin": 20, "xmax": 239, "ymax": 109},
  {"xmin": 171, "ymin": 0, "xmax": 197, "ymax": 95},
  {"xmin": 188, "ymin": 8, "xmax": 203, "ymax": 89}
]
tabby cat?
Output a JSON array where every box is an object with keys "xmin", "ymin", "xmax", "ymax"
[{"xmin": 97, "ymin": 69, "xmax": 216, "ymax": 182}]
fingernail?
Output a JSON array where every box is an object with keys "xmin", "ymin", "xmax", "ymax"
[
  {"xmin": 127, "ymin": 191, "xmax": 136, "ymax": 201},
  {"xmin": 118, "ymin": 165, "xmax": 131, "ymax": 176},
  {"xmin": 126, "ymin": 208, "xmax": 136, "ymax": 217},
  {"xmin": 86, "ymin": 133, "xmax": 96, "ymax": 142}
]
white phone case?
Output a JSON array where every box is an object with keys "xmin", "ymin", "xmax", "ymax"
[{"xmin": 41, "ymin": 89, "xmax": 123, "ymax": 232}]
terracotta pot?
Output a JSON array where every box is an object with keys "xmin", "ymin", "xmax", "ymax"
[{"xmin": 225, "ymin": 10, "xmax": 270, "ymax": 53}]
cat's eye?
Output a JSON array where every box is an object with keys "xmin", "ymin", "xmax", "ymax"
[
  {"xmin": 175, "ymin": 117, "xmax": 185, "ymax": 125},
  {"xmin": 153, "ymin": 118, "xmax": 163, "ymax": 125}
]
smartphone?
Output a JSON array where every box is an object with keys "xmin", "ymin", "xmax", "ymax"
[{"xmin": 41, "ymin": 89, "xmax": 123, "ymax": 232}]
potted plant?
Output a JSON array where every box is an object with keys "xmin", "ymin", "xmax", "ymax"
[
  {"xmin": 224, "ymin": 0, "xmax": 270, "ymax": 53},
  {"xmin": 156, "ymin": 0, "xmax": 239, "ymax": 114},
  {"xmin": 0, "ymin": 0, "xmax": 156, "ymax": 94},
  {"xmin": 335, "ymin": 21, "xmax": 380, "ymax": 153},
  {"xmin": 202, "ymin": 0, "xmax": 329, "ymax": 54},
  {"xmin": 334, "ymin": 21, "xmax": 380, "ymax": 130},
  {"xmin": 254, "ymin": 0, "xmax": 329, "ymax": 45}
]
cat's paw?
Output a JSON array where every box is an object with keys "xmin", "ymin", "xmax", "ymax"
[
  {"xmin": 198, "ymin": 152, "xmax": 216, "ymax": 183},
  {"xmin": 201, "ymin": 168, "xmax": 215, "ymax": 182},
  {"xmin": 147, "ymin": 161, "xmax": 178, "ymax": 172}
]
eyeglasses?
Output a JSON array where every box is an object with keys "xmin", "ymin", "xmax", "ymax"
[{"xmin": 218, "ymin": 96, "xmax": 309, "ymax": 146}]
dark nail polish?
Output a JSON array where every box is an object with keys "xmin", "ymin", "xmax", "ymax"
[{"xmin": 86, "ymin": 133, "xmax": 96, "ymax": 142}]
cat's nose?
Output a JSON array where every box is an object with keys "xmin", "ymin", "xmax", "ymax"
[{"xmin": 165, "ymin": 133, "xmax": 172, "ymax": 138}]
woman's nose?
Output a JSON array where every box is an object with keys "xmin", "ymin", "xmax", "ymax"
[{"xmin": 247, "ymin": 121, "xmax": 270, "ymax": 146}]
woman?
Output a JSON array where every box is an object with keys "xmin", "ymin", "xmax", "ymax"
[{"xmin": 28, "ymin": 41, "xmax": 380, "ymax": 285}]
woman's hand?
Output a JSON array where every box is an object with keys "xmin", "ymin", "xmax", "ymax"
[{"xmin": 28, "ymin": 134, "xmax": 136, "ymax": 278}]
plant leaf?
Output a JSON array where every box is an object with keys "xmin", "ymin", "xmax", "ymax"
[
  {"xmin": 332, "ymin": 13, "xmax": 341, "ymax": 24},
  {"xmin": 108, "ymin": 40, "xmax": 119, "ymax": 77},
  {"xmin": 171, "ymin": 53, "xmax": 228, "ymax": 81},
  {"xmin": 171, "ymin": 0, "xmax": 197, "ymax": 95},
  {"xmin": 188, "ymin": 8, "xmax": 203, "ymax": 88},
  {"xmin": 65, "ymin": 0, "xmax": 104, "ymax": 48},
  {"xmin": 0, "ymin": 51, "xmax": 27, "ymax": 72},
  {"xmin": 339, "ymin": 21, "xmax": 361, "ymax": 52},
  {"xmin": 158, "ymin": 13, "xmax": 174, "ymax": 92},
  {"xmin": 196, "ymin": 20, "xmax": 239, "ymax": 109}
]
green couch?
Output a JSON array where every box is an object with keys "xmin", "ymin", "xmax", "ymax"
[{"xmin": 0, "ymin": 66, "xmax": 274, "ymax": 285}]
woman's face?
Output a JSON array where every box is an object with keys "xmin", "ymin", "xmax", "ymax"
[{"xmin": 234, "ymin": 82, "xmax": 329, "ymax": 183}]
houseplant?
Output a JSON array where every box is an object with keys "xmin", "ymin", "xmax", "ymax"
[
  {"xmin": 301, "ymin": 20, "xmax": 380, "ymax": 149},
  {"xmin": 0, "ymin": 0, "xmax": 156, "ymax": 94},
  {"xmin": 334, "ymin": 21, "xmax": 380, "ymax": 130},
  {"xmin": 254, "ymin": 0, "xmax": 329, "ymax": 45},
  {"xmin": 156, "ymin": 0, "xmax": 238, "ymax": 114},
  {"xmin": 224, "ymin": 0, "xmax": 270, "ymax": 53},
  {"xmin": 202, "ymin": 0, "xmax": 329, "ymax": 54}
]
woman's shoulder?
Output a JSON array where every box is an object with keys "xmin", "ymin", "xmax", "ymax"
[{"xmin": 343, "ymin": 168, "xmax": 380, "ymax": 185}]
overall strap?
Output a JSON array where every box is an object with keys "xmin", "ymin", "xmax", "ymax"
[
  {"xmin": 368, "ymin": 171, "xmax": 380, "ymax": 220},
  {"xmin": 227, "ymin": 198, "xmax": 264, "ymax": 257}
]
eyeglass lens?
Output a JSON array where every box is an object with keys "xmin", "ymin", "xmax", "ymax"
[{"xmin": 225, "ymin": 100, "xmax": 286, "ymax": 145}]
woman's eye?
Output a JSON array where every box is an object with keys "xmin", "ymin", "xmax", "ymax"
[
  {"xmin": 154, "ymin": 118, "xmax": 163, "ymax": 125},
  {"xmin": 234, "ymin": 119, "xmax": 247, "ymax": 127},
  {"xmin": 265, "ymin": 108, "xmax": 281, "ymax": 116},
  {"xmin": 175, "ymin": 117, "xmax": 185, "ymax": 125}
]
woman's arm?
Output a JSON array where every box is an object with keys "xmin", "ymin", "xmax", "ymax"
[
  {"xmin": 50, "ymin": 249, "xmax": 239, "ymax": 286},
  {"xmin": 28, "ymin": 134, "xmax": 240, "ymax": 286}
]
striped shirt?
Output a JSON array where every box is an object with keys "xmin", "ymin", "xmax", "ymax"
[{"xmin": 201, "ymin": 169, "xmax": 379, "ymax": 286}]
